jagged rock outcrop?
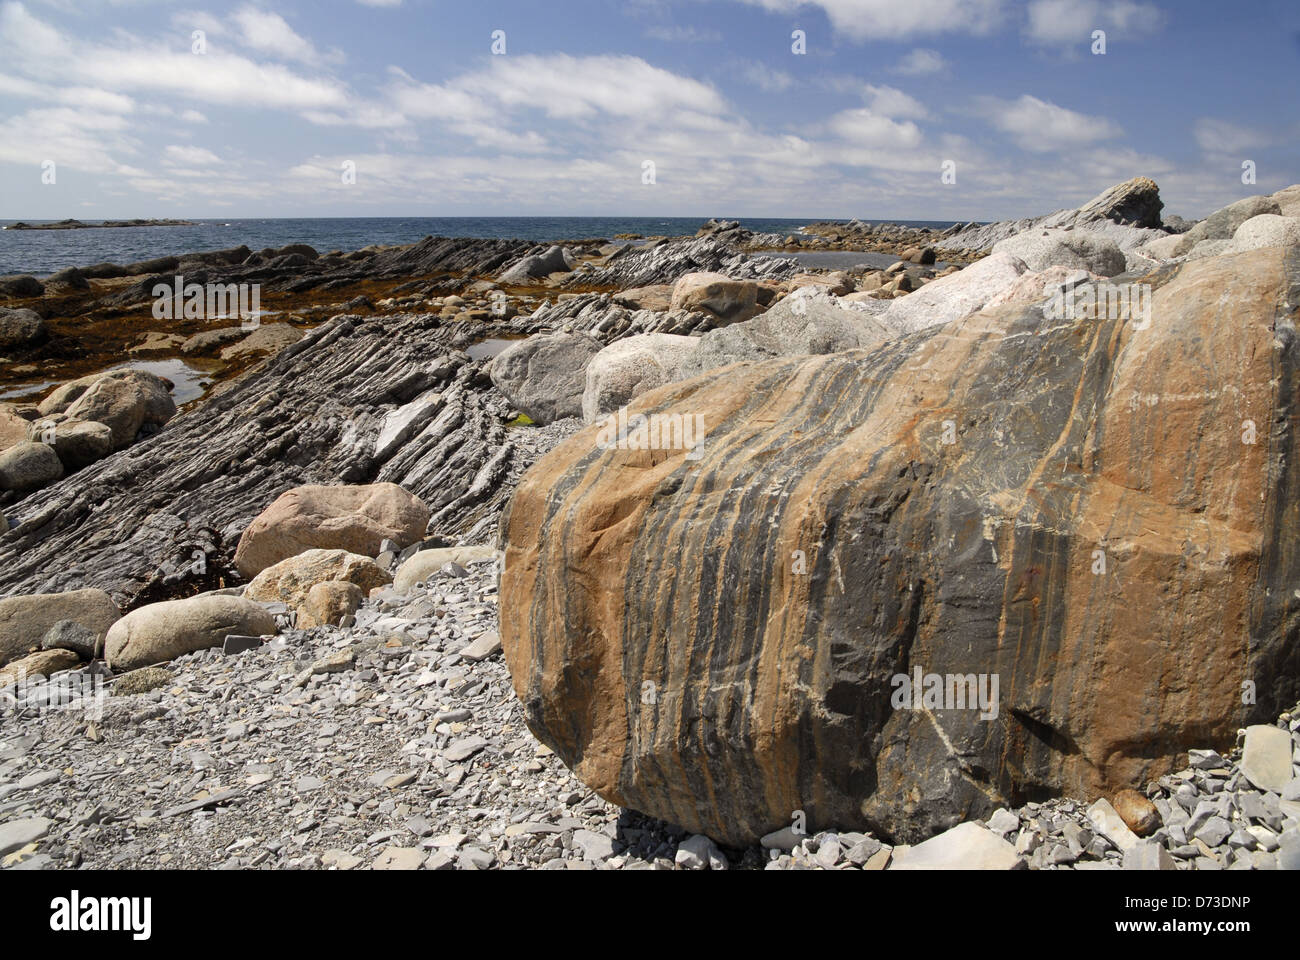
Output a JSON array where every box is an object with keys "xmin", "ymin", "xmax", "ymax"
[
  {"xmin": 91, "ymin": 236, "xmax": 536, "ymax": 311},
  {"xmin": 939, "ymin": 177, "xmax": 1168, "ymax": 258},
  {"xmin": 1071, "ymin": 176, "xmax": 1163, "ymax": 227},
  {"xmin": 0, "ymin": 312, "xmax": 549, "ymax": 607},
  {"xmin": 500, "ymin": 245, "xmax": 1300, "ymax": 846},
  {"xmin": 564, "ymin": 237, "xmax": 797, "ymax": 290},
  {"xmin": 505, "ymin": 294, "xmax": 718, "ymax": 341}
]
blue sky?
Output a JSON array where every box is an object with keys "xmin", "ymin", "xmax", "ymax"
[{"xmin": 0, "ymin": 0, "xmax": 1295, "ymax": 221}]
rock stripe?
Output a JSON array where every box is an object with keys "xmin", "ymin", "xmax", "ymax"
[{"xmin": 501, "ymin": 248, "xmax": 1300, "ymax": 844}]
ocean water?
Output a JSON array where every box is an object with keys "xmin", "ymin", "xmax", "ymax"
[{"xmin": 0, "ymin": 216, "xmax": 961, "ymax": 277}]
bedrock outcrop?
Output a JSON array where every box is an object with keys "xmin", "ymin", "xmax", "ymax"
[
  {"xmin": 499, "ymin": 245, "xmax": 1300, "ymax": 846},
  {"xmin": 0, "ymin": 313, "xmax": 543, "ymax": 606}
]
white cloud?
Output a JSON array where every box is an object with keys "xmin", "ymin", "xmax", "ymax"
[
  {"xmin": 826, "ymin": 108, "xmax": 923, "ymax": 149},
  {"xmin": 125, "ymin": 174, "xmax": 273, "ymax": 203},
  {"xmin": 464, "ymin": 54, "xmax": 726, "ymax": 120},
  {"xmin": 0, "ymin": 0, "xmax": 1238, "ymax": 223},
  {"xmin": 978, "ymin": 94, "xmax": 1121, "ymax": 152},
  {"xmin": 1103, "ymin": 0, "xmax": 1165, "ymax": 32},
  {"xmin": 79, "ymin": 51, "xmax": 349, "ymax": 109},
  {"xmin": 893, "ymin": 48, "xmax": 947, "ymax": 75},
  {"xmin": 302, "ymin": 103, "xmax": 408, "ymax": 128},
  {"xmin": 1024, "ymin": 0, "xmax": 1163, "ymax": 47},
  {"xmin": 0, "ymin": 106, "xmax": 141, "ymax": 174},
  {"xmin": 1025, "ymin": 0, "xmax": 1097, "ymax": 45},
  {"xmin": 862, "ymin": 83, "xmax": 927, "ymax": 119},
  {"xmin": 172, "ymin": 10, "xmax": 226, "ymax": 40},
  {"xmin": 386, "ymin": 81, "xmax": 479, "ymax": 123},
  {"xmin": 0, "ymin": 2, "xmax": 350, "ymax": 110},
  {"xmin": 1193, "ymin": 118, "xmax": 1281, "ymax": 156},
  {"xmin": 232, "ymin": 6, "xmax": 342, "ymax": 66},
  {"xmin": 741, "ymin": 62, "xmax": 795, "ymax": 92},
  {"xmin": 0, "ymin": 0, "xmax": 67, "ymax": 57},
  {"xmin": 820, "ymin": 77, "xmax": 929, "ymax": 117},
  {"xmin": 733, "ymin": 0, "xmax": 1006, "ymax": 41},
  {"xmin": 388, "ymin": 53, "xmax": 726, "ymax": 127},
  {"xmin": 163, "ymin": 144, "xmax": 221, "ymax": 166},
  {"xmin": 0, "ymin": 71, "xmax": 135, "ymax": 112}
]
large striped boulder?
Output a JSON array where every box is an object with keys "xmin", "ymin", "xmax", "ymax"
[{"xmin": 500, "ymin": 246, "xmax": 1300, "ymax": 845}]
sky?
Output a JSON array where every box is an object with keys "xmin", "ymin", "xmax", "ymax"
[{"xmin": 0, "ymin": 0, "xmax": 1296, "ymax": 221}]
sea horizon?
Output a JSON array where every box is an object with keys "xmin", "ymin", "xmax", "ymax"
[{"xmin": 0, "ymin": 215, "xmax": 974, "ymax": 277}]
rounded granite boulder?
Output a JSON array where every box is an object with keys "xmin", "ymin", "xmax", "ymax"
[
  {"xmin": 0, "ymin": 441, "xmax": 63, "ymax": 492},
  {"xmin": 105, "ymin": 595, "xmax": 277, "ymax": 671},
  {"xmin": 234, "ymin": 483, "xmax": 430, "ymax": 578}
]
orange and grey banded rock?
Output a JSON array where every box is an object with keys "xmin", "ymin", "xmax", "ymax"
[{"xmin": 500, "ymin": 246, "xmax": 1300, "ymax": 846}]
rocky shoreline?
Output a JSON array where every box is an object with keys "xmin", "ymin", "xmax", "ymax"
[{"xmin": 3, "ymin": 176, "xmax": 1299, "ymax": 870}]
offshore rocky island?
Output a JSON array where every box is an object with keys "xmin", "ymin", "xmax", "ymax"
[
  {"xmin": 4, "ymin": 219, "xmax": 198, "ymax": 231},
  {"xmin": 1, "ymin": 177, "xmax": 1299, "ymax": 871},
  {"xmin": 3, "ymin": 217, "xmax": 197, "ymax": 230}
]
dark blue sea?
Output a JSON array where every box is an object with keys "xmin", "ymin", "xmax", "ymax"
[{"xmin": 0, "ymin": 216, "xmax": 961, "ymax": 277}]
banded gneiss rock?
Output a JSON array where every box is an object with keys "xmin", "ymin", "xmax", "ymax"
[{"xmin": 499, "ymin": 245, "xmax": 1300, "ymax": 846}]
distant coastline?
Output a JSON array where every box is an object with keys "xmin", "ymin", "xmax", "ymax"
[
  {"xmin": 4, "ymin": 218, "xmax": 197, "ymax": 231},
  {"xmin": 0, "ymin": 216, "xmax": 966, "ymax": 277}
]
